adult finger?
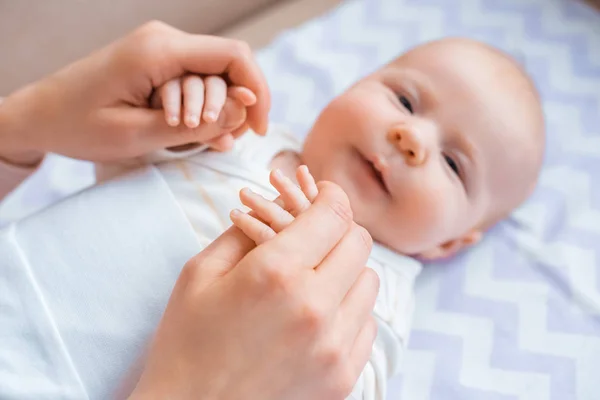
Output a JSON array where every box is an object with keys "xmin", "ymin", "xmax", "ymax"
[
  {"xmin": 206, "ymin": 134, "xmax": 234, "ymax": 152},
  {"xmin": 314, "ymin": 223, "xmax": 373, "ymax": 308},
  {"xmin": 347, "ymin": 317, "xmax": 378, "ymax": 386},
  {"xmin": 239, "ymin": 182, "xmax": 354, "ymax": 272},
  {"xmin": 120, "ymin": 23, "xmax": 269, "ymax": 133},
  {"xmin": 187, "ymin": 224, "xmax": 256, "ymax": 287},
  {"xmin": 228, "ymin": 86, "xmax": 257, "ymax": 107},
  {"xmin": 336, "ymin": 267, "xmax": 379, "ymax": 343},
  {"xmin": 231, "ymin": 122, "xmax": 250, "ymax": 138},
  {"xmin": 172, "ymin": 35, "xmax": 270, "ymax": 134}
]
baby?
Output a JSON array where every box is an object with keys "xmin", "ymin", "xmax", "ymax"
[{"xmin": 100, "ymin": 37, "xmax": 545, "ymax": 400}]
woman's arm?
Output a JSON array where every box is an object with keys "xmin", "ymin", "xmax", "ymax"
[
  {"xmin": 0, "ymin": 21, "xmax": 270, "ymax": 201},
  {"xmin": 0, "ymin": 96, "xmax": 45, "ymax": 200},
  {"xmin": 0, "ymin": 157, "xmax": 43, "ymax": 200}
]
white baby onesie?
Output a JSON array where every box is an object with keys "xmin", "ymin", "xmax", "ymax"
[{"xmin": 148, "ymin": 125, "xmax": 423, "ymax": 400}]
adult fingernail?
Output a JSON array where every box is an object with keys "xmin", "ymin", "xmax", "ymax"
[
  {"xmin": 230, "ymin": 209, "xmax": 242, "ymax": 218},
  {"xmin": 257, "ymin": 121, "xmax": 268, "ymax": 136},
  {"xmin": 241, "ymin": 187, "xmax": 254, "ymax": 196}
]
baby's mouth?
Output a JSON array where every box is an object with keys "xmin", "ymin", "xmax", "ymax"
[{"xmin": 367, "ymin": 159, "xmax": 390, "ymax": 194}]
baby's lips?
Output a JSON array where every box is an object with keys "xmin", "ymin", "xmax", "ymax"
[{"xmin": 373, "ymin": 154, "xmax": 390, "ymax": 172}]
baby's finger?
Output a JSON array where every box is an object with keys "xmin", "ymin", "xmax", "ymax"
[
  {"xmin": 203, "ymin": 76, "xmax": 227, "ymax": 124},
  {"xmin": 161, "ymin": 78, "xmax": 182, "ymax": 126},
  {"xmin": 182, "ymin": 75, "xmax": 205, "ymax": 128},
  {"xmin": 270, "ymin": 169, "xmax": 311, "ymax": 217},
  {"xmin": 230, "ymin": 209, "xmax": 276, "ymax": 245},
  {"xmin": 228, "ymin": 86, "xmax": 257, "ymax": 107},
  {"xmin": 296, "ymin": 165, "xmax": 319, "ymax": 202},
  {"xmin": 206, "ymin": 133, "xmax": 235, "ymax": 152},
  {"xmin": 239, "ymin": 188, "xmax": 294, "ymax": 232}
]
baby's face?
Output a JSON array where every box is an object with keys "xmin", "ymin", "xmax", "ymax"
[{"xmin": 302, "ymin": 38, "xmax": 544, "ymax": 258}]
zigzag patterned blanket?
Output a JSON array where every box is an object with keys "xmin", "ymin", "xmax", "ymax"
[{"xmin": 255, "ymin": 0, "xmax": 600, "ymax": 399}]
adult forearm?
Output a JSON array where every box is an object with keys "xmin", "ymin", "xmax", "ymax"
[
  {"xmin": 0, "ymin": 91, "xmax": 45, "ymax": 199},
  {"xmin": 0, "ymin": 89, "xmax": 45, "ymax": 166}
]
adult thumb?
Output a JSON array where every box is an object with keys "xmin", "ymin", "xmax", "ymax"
[{"xmin": 184, "ymin": 226, "xmax": 255, "ymax": 291}]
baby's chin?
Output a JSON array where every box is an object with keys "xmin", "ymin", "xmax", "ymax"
[{"xmin": 347, "ymin": 200, "xmax": 467, "ymax": 259}]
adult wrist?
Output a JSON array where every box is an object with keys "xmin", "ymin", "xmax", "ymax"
[{"xmin": 0, "ymin": 89, "xmax": 45, "ymax": 166}]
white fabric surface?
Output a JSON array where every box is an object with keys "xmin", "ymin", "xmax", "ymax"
[{"xmin": 0, "ymin": 167, "xmax": 201, "ymax": 399}]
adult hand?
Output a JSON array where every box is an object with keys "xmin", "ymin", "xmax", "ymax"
[
  {"xmin": 129, "ymin": 182, "xmax": 380, "ymax": 400},
  {"xmin": 0, "ymin": 21, "xmax": 269, "ymax": 164}
]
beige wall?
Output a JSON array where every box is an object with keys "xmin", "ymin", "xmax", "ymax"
[
  {"xmin": 0, "ymin": 0, "xmax": 596, "ymax": 96},
  {"xmin": 0, "ymin": 0, "xmax": 341, "ymax": 96},
  {"xmin": 219, "ymin": 0, "xmax": 341, "ymax": 49},
  {"xmin": 0, "ymin": 0, "xmax": 280, "ymax": 95}
]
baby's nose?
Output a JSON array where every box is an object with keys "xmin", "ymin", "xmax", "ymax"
[{"xmin": 387, "ymin": 125, "xmax": 427, "ymax": 166}]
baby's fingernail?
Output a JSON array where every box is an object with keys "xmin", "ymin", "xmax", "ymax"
[
  {"xmin": 167, "ymin": 115, "xmax": 180, "ymax": 126},
  {"xmin": 273, "ymin": 169, "xmax": 283, "ymax": 179},
  {"xmin": 185, "ymin": 114, "xmax": 199, "ymax": 128},
  {"xmin": 230, "ymin": 209, "xmax": 242, "ymax": 218},
  {"xmin": 204, "ymin": 111, "xmax": 218, "ymax": 123}
]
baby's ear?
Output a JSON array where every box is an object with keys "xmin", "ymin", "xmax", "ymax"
[{"xmin": 418, "ymin": 230, "xmax": 482, "ymax": 261}]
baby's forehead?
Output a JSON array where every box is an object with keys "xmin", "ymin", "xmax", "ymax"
[
  {"xmin": 384, "ymin": 39, "xmax": 531, "ymax": 90},
  {"xmin": 381, "ymin": 42, "xmax": 540, "ymax": 139}
]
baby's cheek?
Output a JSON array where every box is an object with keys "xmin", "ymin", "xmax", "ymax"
[
  {"xmin": 332, "ymin": 88, "xmax": 392, "ymax": 128},
  {"xmin": 401, "ymin": 183, "xmax": 459, "ymax": 249}
]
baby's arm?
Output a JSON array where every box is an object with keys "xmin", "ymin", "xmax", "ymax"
[{"xmin": 230, "ymin": 167, "xmax": 389, "ymax": 400}]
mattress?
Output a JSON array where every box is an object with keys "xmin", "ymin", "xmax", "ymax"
[{"xmin": 1, "ymin": 0, "xmax": 599, "ymax": 399}]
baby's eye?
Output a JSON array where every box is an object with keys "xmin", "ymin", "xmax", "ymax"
[
  {"xmin": 444, "ymin": 154, "xmax": 460, "ymax": 176},
  {"xmin": 399, "ymin": 96, "xmax": 413, "ymax": 114}
]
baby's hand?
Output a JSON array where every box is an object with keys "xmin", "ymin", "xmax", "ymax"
[
  {"xmin": 230, "ymin": 166, "xmax": 319, "ymax": 244},
  {"xmin": 151, "ymin": 74, "xmax": 257, "ymax": 151}
]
